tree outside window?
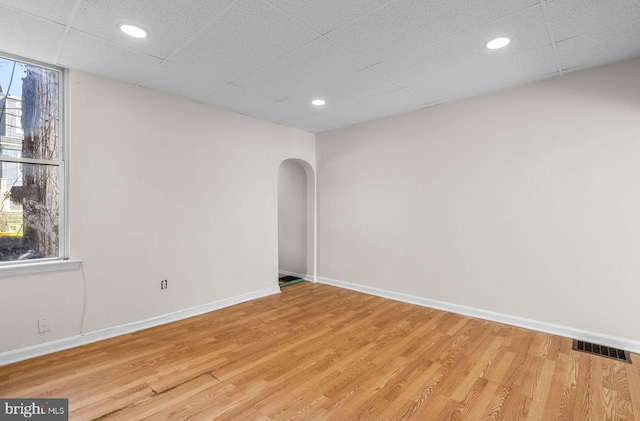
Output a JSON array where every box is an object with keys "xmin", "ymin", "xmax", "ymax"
[{"xmin": 0, "ymin": 55, "xmax": 62, "ymax": 262}]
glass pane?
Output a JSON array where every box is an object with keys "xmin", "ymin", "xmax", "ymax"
[
  {"xmin": 0, "ymin": 162, "xmax": 59, "ymax": 261},
  {"xmin": 0, "ymin": 57, "xmax": 60, "ymax": 161}
]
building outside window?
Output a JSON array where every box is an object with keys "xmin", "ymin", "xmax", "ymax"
[{"xmin": 0, "ymin": 54, "xmax": 64, "ymax": 263}]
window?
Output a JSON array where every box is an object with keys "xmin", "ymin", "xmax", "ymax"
[{"xmin": 0, "ymin": 53, "xmax": 65, "ymax": 263}]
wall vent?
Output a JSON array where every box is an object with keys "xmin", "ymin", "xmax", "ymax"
[{"xmin": 572, "ymin": 340, "xmax": 632, "ymax": 363}]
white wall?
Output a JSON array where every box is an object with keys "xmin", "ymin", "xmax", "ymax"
[
  {"xmin": 317, "ymin": 59, "xmax": 640, "ymax": 345},
  {"xmin": 0, "ymin": 70, "xmax": 315, "ymax": 355},
  {"xmin": 278, "ymin": 160, "xmax": 307, "ymax": 275}
]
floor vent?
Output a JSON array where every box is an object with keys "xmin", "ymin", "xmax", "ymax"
[
  {"xmin": 572, "ymin": 340, "xmax": 632, "ymax": 363},
  {"xmin": 278, "ymin": 275, "xmax": 304, "ymax": 288}
]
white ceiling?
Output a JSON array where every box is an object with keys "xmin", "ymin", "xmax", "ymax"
[{"xmin": 0, "ymin": 0, "xmax": 639, "ymax": 133}]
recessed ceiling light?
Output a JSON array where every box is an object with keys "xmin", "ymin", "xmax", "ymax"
[
  {"xmin": 120, "ymin": 24, "xmax": 147, "ymax": 39},
  {"xmin": 311, "ymin": 99, "xmax": 326, "ymax": 106},
  {"xmin": 486, "ymin": 37, "xmax": 510, "ymax": 50}
]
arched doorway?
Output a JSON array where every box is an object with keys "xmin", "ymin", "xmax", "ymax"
[{"xmin": 277, "ymin": 159, "xmax": 316, "ymax": 287}]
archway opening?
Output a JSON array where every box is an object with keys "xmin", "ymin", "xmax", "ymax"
[{"xmin": 277, "ymin": 159, "xmax": 316, "ymax": 287}]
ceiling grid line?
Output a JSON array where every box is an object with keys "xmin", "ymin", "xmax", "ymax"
[
  {"xmin": 194, "ymin": 37, "xmax": 321, "ymax": 103},
  {"xmin": 53, "ymin": 0, "xmax": 83, "ymax": 65},
  {"xmin": 256, "ymin": 1, "xmax": 401, "ymax": 78},
  {"xmin": 60, "ymin": 28, "xmax": 162, "ymax": 59},
  {"xmin": 263, "ymin": 0, "xmax": 399, "ymax": 37},
  {"xmin": 135, "ymin": 0, "xmax": 243, "ymax": 88},
  {"xmin": 0, "ymin": 3, "xmax": 61, "ymax": 23},
  {"xmin": 224, "ymin": 1, "xmax": 337, "ymax": 90},
  {"xmin": 313, "ymin": 2, "xmax": 551, "ymax": 108},
  {"xmin": 318, "ymin": 34, "xmax": 432, "ymax": 103},
  {"xmin": 2, "ymin": 0, "xmax": 638, "ymax": 132},
  {"xmin": 186, "ymin": 0, "xmax": 330, "ymax": 103},
  {"xmin": 260, "ymin": 0, "xmax": 432, "ymax": 106},
  {"xmin": 539, "ymin": 0, "xmax": 564, "ymax": 75},
  {"xmin": 367, "ymin": 2, "xmax": 546, "ymax": 68},
  {"xmin": 560, "ymin": 14, "xmax": 640, "ymax": 43}
]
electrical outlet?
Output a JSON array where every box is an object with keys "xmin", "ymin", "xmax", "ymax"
[
  {"xmin": 161, "ymin": 279, "xmax": 167, "ymax": 290},
  {"xmin": 38, "ymin": 317, "xmax": 51, "ymax": 333}
]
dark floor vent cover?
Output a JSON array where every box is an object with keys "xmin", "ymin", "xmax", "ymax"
[
  {"xmin": 279, "ymin": 275, "xmax": 301, "ymax": 283},
  {"xmin": 572, "ymin": 340, "xmax": 632, "ymax": 363},
  {"xmin": 278, "ymin": 275, "xmax": 304, "ymax": 288}
]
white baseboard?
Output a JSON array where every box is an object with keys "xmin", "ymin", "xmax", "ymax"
[
  {"xmin": 278, "ymin": 270, "xmax": 314, "ymax": 281},
  {"xmin": 317, "ymin": 276, "xmax": 640, "ymax": 354},
  {"xmin": 0, "ymin": 286, "xmax": 280, "ymax": 367},
  {"xmin": 5, "ymin": 277, "xmax": 637, "ymax": 367}
]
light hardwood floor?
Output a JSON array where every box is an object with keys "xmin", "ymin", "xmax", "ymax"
[{"xmin": 1, "ymin": 282, "xmax": 639, "ymax": 420}]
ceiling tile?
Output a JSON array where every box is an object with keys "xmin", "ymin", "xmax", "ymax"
[
  {"xmin": 278, "ymin": 88, "xmax": 419, "ymax": 131},
  {"xmin": 58, "ymin": 30, "xmax": 162, "ymax": 84},
  {"xmin": 290, "ymin": 112, "xmax": 349, "ymax": 133},
  {"xmin": 138, "ymin": 60, "xmax": 230, "ymax": 101},
  {"xmin": 326, "ymin": 0, "xmax": 539, "ymax": 65},
  {"xmin": 1, "ymin": 0, "xmax": 638, "ymax": 133},
  {"xmin": 0, "ymin": 6, "xmax": 65, "ymax": 63},
  {"xmin": 267, "ymin": 0, "xmax": 391, "ymax": 35},
  {"xmin": 406, "ymin": 45, "xmax": 559, "ymax": 104},
  {"xmin": 233, "ymin": 37, "xmax": 366, "ymax": 100},
  {"xmin": 71, "ymin": 0, "xmax": 235, "ymax": 60},
  {"xmin": 236, "ymin": 66, "xmax": 411, "ymax": 129},
  {"xmin": 556, "ymin": 18, "xmax": 640, "ymax": 71},
  {"xmin": 331, "ymin": 87, "xmax": 426, "ymax": 126},
  {"xmin": 373, "ymin": 5, "xmax": 551, "ymax": 87},
  {"xmin": 309, "ymin": 68, "xmax": 400, "ymax": 104},
  {"xmin": 246, "ymin": 98, "xmax": 319, "ymax": 126},
  {"xmin": 200, "ymin": 83, "xmax": 277, "ymax": 115},
  {"xmin": 169, "ymin": 0, "xmax": 319, "ymax": 83},
  {"xmin": 0, "ymin": 0, "xmax": 76, "ymax": 25},
  {"xmin": 546, "ymin": 0, "xmax": 640, "ymax": 42}
]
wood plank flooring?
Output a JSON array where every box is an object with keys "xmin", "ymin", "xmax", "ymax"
[{"xmin": 1, "ymin": 281, "xmax": 639, "ymax": 420}]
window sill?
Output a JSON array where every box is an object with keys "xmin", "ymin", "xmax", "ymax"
[{"xmin": 0, "ymin": 259, "xmax": 82, "ymax": 277}]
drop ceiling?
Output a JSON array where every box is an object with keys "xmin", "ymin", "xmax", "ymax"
[{"xmin": 0, "ymin": 0, "xmax": 639, "ymax": 133}]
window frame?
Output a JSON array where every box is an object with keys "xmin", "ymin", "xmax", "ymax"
[{"xmin": 0, "ymin": 51, "xmax": 69, "ymax": 267}]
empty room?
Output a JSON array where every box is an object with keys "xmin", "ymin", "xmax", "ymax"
[{"xmin": 1, "ymin": 0, "xmax": 640, "ymax": 420}]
